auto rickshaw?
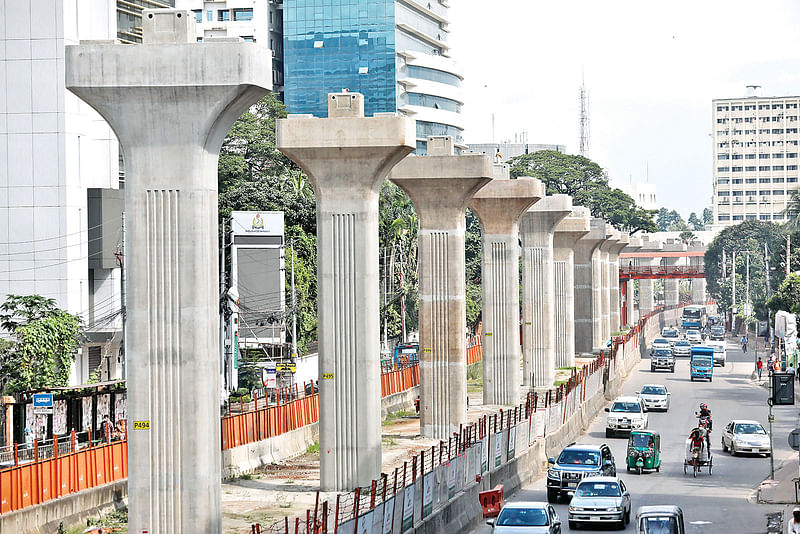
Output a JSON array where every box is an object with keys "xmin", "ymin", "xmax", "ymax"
[{"xmin": 626, "ymin": 430, "xmax": 661, "ymax": 474}]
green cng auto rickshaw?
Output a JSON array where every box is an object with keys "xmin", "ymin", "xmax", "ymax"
[{"xmin": 626, "ymin": 430, "xmax": 661, "ymax": 474}]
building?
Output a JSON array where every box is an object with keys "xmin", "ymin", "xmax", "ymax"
[
  {"xmin": 174, "ymin": 0, "xmax": 284, "ymax": 97},
  {"xmin": 1, "ymin": 0, "xmax": 124, "ymax": 384},
  {"xmin": 117, "ymin": 0, "xmax": 176, "ymax": 43},
  {"xmin": 617, "ymin": 182, "xmax": 658, "ymax": 211},
  {"xmin": 283, "ymin": 0, "xmax": 463, "ymax": 153},
  {"xmin": 712, "ymin": 91, "xmax": 800, "ymax": 227},
  {"xmin": 467, "ymin": 142, "xmax": 566, "ymax": 162}
]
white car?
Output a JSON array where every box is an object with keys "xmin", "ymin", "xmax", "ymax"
[
  {"xmin": 707, "ymin": 341, "xmax": 727, "ymax": 366},
  {"xmin": 661, "ymin": 328, "xmax": 680, "ymax": 347},
  {"xmin": 636, "ymin": 384, "xmax": 670, "ymax": 411},
  {"xmin": 605, "ymin": 396, "xmax": 648, "ymax": 437},
  {"xmin": 568, "ymin": 476, "xmax": 632, "ymax": 530},
  {"xmin": 487, "ymin": 502, "xmax": 562, "ymax": 533},
  {"xmin": 721, "ymin": 420, "xmax": 771, "ymax": 456},
  {"xmin": 686, "ymin": 330, "xmax": 702, "ymax": 344},
  {"xmin": 650, "ymin": 338, "xmax": 671, "ymax": 355}
]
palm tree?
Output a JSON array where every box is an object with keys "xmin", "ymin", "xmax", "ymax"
[{"xmin": 784, "ymin": 189, "xmax": 800, "ymax": 231}]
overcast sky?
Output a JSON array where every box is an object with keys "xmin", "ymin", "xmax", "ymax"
[{"xmin": 449, "ymin": 0, "xmax": 800, "ymax": 218}]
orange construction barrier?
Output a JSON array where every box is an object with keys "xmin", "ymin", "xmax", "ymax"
[{"xmin": 478, "ymin": 484, "xmax": 505, "ymax": 518}]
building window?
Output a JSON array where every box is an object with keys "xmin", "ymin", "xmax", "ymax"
[
  {"xmin": 192, "ymin": 9, "xmax": 202, "ymax": 22},
  {"xmin": 242, "ymin": 35, "xmax": 254, "ymax": 42},
  {"xmin": 218, "ymin": 10, "xmax": 230, "ymax": 21},
  {"xmin": 718, "ymin": 179, "xmax": 730, "ymax": 185},
  {"xmin": 760, "ymin": 178, "xmax": 771, "ymax": 183},
  {"xmin": 717, "ymin": 191, "xmax": 730, "ymax": 196},
  {"xmin": 717, "ymin": 105, "xmax": 729, "ymax": 112},
  {"xmin": 760, "ymin": 215, "xmax": 772, "ymax": 220},
  {"xmin": 407, "ymin": 65, "xmax": 461, "ymax": 87},
  {"xmin": 207, "ymin": 10, "xmax": 213, "ymax": 21},
  {"xmin": 416, "ymin": 121, "xmax": 463, "ymax": 143},
  {"xmin": 789, "ymin": 165, "xmax": 799, "ymax": 171},
  {"xmin": 733, "ymin": 215, "xmax": 744, "ymax": 220},
  {"xmin": 745, "ymin": 154, "xmax": 756, "ymax": 159},
  {"xmin": 772, "ymin": 129, "xmax": 785, "ymax": 134},
  {"xmin": 717, "ymin": 166, "xmax": 730, "ymax": 172},
  {"xmin": 789, "ymin": 177, "xmax": 799, "ymax": 183},
  {"xmin": 732, "ymin": 191, "xmax": 744, "ymax": 196},
  {"xmin": 408, "ymin": 93, "xmax": 462, "ymax": 113},
  {"xmin": 773, "ymin": 190, "xmax": 786, "ymax": 195},
  {"xmin": 760, "ymin": 154, "xmax": 770, "ymax": 159},
  {"xmin": 746, "ymin": 166, "xmax": 757, "ymax": 171},
  {"xmin": 773, "ymin": 104, "xmax": 785, "ymax": 109},
  {"xmin": 773, "ymin": 153, "xmax": 785, "ymax": 158},
  {"xmin": 197, "ymin": 37, "xmax": 203, "ymax": 42},
  {"xmin": 774, "ymin": 177, "xmax": 785, "ymax": 183},
  {"xmin": 759, "ymin": 166, "xmax": 770, "ymax": 171},
  {"xmin": 773, "ymin": 166, "xmax": 785, "ymax": 171},
  {"xmin": 745, "ymin": 190, "xmax": 757, "ymax": 196},
  {"xmin": 718, "ymin": 215, "xmax": 731, "ymax": 221},
  {"xmin": 745, "ymin": 178, "xmax": 756, "ymax": 183},
  {"xmin": 732, "ymin": 166, "xmax": 743, "ymax": 172},
  {"xmin": 788, "ymin": 153, "xmax": 798, "ymax": 158},
  {"xmin": 760, "ymin": 190, "xmax": 771, "ymax": 195},
  {"xmin": 233, "ymin": 8, "xmax": 254, "ymax": 21},
  {"xmin": 718, "ymin": 154, "xmax": 729, "ymax": 160},
  {"xmin": 789, "ymin": 128, "xmax": 799, "ymax": 134},
  {"xmin": 733, "ymin": 179, "xmax": 743, "ymax": 184},
  {"xmin": 732, "ymin": 154, "xmax": 743, "ymax": 159},
  {"xmin": 746, "ymin": 215, "xmax": 757, "ymax": 220},
  {"xmin": 775, "ymin": 213, "xmax": 786, "ymax": 220}
]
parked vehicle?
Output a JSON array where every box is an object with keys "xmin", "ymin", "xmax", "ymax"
[
  {"xmin": 546, "ymin": 443, "xmax": 617, "ymax": 503},
  {"xmin": 661, "ymin": 327, "xmax": 680, "ymax": 347},
  {"xmin": 709, "ymin": 325, "xmax": 725, "ymax": 341},
  {"xmin": 391, "ymin": 342, "xmax": 419, "ymax": 365},
  {"xmin": 690, "ymin": 347, "xmax": 714, "ymax": 382},
  {"xmin": 707, "ymin": 341, "xmax": 727, "ymax": 367},
  {"xmin": 672, "ymin": 340, "xmax": 692, "ymax": 357},
  {"xmin": 635, "ymin": 505, "xmax": 685, "ymax": 534},
  {"xmin": 721, "ymin": 420, "xmax": 771, "ymax": 456},
  {"xmin": 650, "ymin": 348, "xmax": 675, "ymax": 373},
  {"xmin": 626, "ymin": 431, "xmax": 661, "ymax": 474},
  {"xmin": 636, "ymin": 384, "xmax": 670, "ymax": 411},
  {"xmin": 605, "ymin": 396, "xmax": 648, "ymax": 437},
  {"xmin": 650, "ymin": 338, "xmax": 671, "ymax": 355},
  {"xmin": 487, "ymin": 502, "xmax": 562, "ymax": 533},
  {"xmin": 685, "ymin": 329, "xmax": 702, "ymax": 344},
  {"xmin": 568, "ymin": 476, "xmax": 632, "ymax": 530}
]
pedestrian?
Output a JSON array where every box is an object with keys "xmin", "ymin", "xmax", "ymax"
[
  {"xmin": 757, "ymin": 357, "xmax": 764, "ymax": 380},
  {"xmin": 100, "ymin": 415, "xmax": 112, "ymax": 443},
  {"xmin": 789, "ymin": 363, "xmax": 796, "ymax": 378},
  {"xmin": 787, "ymin": 506, "xmax": 800, "ymax": 533},
  {"xmin": 741, "ymin": 335, "xmax": 749, "ymax": 353}
]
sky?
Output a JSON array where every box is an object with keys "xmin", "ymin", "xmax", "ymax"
[{"xmin": 449, "ymin": 0, "xmax": 800, "ymax": 219}]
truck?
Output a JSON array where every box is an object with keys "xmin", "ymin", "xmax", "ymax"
[{"xmin": 690, "ymin": 346, "xmax": 714, "ymax": 382}]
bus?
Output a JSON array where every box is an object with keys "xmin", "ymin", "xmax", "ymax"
[{"xmin": 681, "ymin": 305, "xmax": 707, "ymax": 330}]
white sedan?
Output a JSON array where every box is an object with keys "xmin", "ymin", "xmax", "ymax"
[
  {"xmin": 636, "ymin": 384, "xmax": 670, "ymax": 411},
  {"xmin": 650, "ymin": 338, "xmax": 671, "ymax": 355},
  {"xmin": 721, "ymin": 420, "xmax": 771, "ymax": 456},
  {"xmin": 686, "ymin": 330, "xmax": 702, "ymax": 344}
]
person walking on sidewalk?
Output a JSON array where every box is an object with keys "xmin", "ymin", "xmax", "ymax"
[
  {"xmin": 787, "ymin": 507, "xmax": 800, "ymax": 533},
  {"xmin": 757, "ymin": 357, "xmax": 764, "ymax": 380},
  {"xmin": 742, "ymin": 335, "xmax": 749, "ymax": 353}
]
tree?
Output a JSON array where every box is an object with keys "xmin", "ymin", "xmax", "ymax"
[
  {"xmin": 687, "ymin": 212, "xmax": 704, "ymax": 231},
  {"xmin": 679, "ymin": 230, "xmax": 696, "ymax": 244},
  {"xmin": 785, "ymin": 189, "xmax": 800, "ymax": 231},
  {"xmin": 0, "ymin": 295, "xmax": 82, "ymax": 394},
  {"xmin": 766, "ymin": 273, "xmax": 800, "ymax": 314},
  {"xmin": 508, "ymin": 151, "xmax": 656, "ymax": 233},
  {"xmin": 702, "ymin": 207, "xmax": 713, "ymax": 226}
]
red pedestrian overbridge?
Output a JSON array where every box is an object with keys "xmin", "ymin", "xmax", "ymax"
[{"xmin": 619, "ymin": 265, "xmax": 705, "ymax": 281}]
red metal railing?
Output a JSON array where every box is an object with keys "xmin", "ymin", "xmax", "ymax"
[{"xmin": 619, "ymin": 265, "xmax": 705, "ymax": 280}]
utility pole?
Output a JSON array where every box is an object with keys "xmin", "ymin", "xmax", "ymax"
[
  {"xmin": 219, "ymin": 217, "xmax": 227, "ymax": 388},
  {"xmin": 788, "ymin": 234, "xmax": 792, "ymax": 276},
  {"xmin": 118, "ymin": 212, "xmax": 126, "ymax": 380},
  {"xmin": 382, "ymin": 247, "xmax": 388, "ymax": 351},
  {"xmin": 732, "ymin": 251, "xmax": 737, "ymax": 333},
  {"xmin": 765, "ymin": 242, "xmax": 773, "ymax": 349},
  {"xmin": 290, "ymin": 239, "xmax": 297, "ymax": 360}
]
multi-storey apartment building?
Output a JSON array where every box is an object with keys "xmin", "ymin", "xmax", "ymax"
[
  {"xmin": 712, "ymin": 93, "xmax": 800, "ymax": 227},
  {"xmin": 283, "ymin": 0, "xmax": 463, "ymax": 153}
]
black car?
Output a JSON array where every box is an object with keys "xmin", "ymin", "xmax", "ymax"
[{"xmin": 546, "ymin": 443, "xmax": 616, "ymax": 503}]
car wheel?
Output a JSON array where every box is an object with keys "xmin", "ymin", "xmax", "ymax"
[
  {"xmin": 547, "ymin": 488, "xmax": 559, "ymax": 503},
  {"xmin": 606, "ymin": 428, "xmax": 613, "ymax": 438},
  {"xmin": 731, "ymin": 443, "xmax": 737, "ymax": 456},
  {"xmin": 671, "ymin": 366, "xmax": 675, "ymax": 373},
  {"xmin": 722, "ymin": 361, "xmax": 726, "ymax": 367},
  {"xmin": 626, "ymin": 465, "xmax": 631, "ymax": 472},
  {"xmin": 691, "ymin": 377, "xmax": 695, "ymax": 381},
  {"xmin": 625, "ymin": 508, "xmax": 631, "ymax": 524},
  {"xmin": 722, "ymin": 439, "xmax": 728, "ymax": 452},
  {"xmin": 650, "ymin": 365, "xmax": 655, "ymax": 372},
  {"xmin": 709, "ymin": 376, "xmax": 713, "ymax": 382}
]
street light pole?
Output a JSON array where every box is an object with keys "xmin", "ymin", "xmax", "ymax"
[{"xmin": 732, "ymin": 250, "xmax": 737, "ymax": 333}]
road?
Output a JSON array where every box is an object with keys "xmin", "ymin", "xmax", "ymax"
[{"xmin": 471, "ymin": 337, "xmax": 797, "ymax": 533}]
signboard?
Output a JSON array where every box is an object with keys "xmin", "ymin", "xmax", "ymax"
[
  {"xmin": 357, "ymin": 510, "xmax": 373, "ymax": 534},
  {"xmin": 276, "ymin": 364, "xmax": 296, "ymax": 373},
  {"xmin": 507, "ymin": 425, "xmax": 517, "ymax": 460},
  {"xmin": 494, "ymin": 431, "xmax": 503, "ymax": 467},
  {"xmin": 401, "ymin": 483, "xmax": 415, "ymax": 532},
  {"xmin": 771, "ymin": 373, "xmax": 795, "ymax": 405},
  {"xmin": 382, "ymin": 496, "xmax": 395, "ymax": 534},
  {"xmin": 481, "ymin": 436, "xmax": 488, "ymax": 473},
  {"xmin": 789, "ymin": 428, "xmax": 800, "ymax": 451},
  {"xmin": 33, "ymin": 408, "xmax": 53, "ymax": 415},
  {"xmin": 230, "ymin": 211, "xmax": 284, "ymax": 237},
  {"xmin": 263, "ymin": 362, "xmax": 277, "ymax": 389},
  {"xmin": 32, "ymin": 393, "xmax": 53, "ymax": 408},
  {"xmin": 422, "ymin": 471, "xmax": 434, "ymax": 517},
  {"xmin": 447, "ymin": 461, "xmax": 457, "ymax": 499}
]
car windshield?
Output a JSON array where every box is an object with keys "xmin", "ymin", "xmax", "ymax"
[
  {"xmin": 662, "ymin": 330, "xmax": 677, "ymax": 337},
  {"xmin": 687, "ymin": 330, "xmax": 699, "ymax": 336},
  {"xmin": 712, "ymin": 345, "xmax": 724, "ymax": 353},
  {"xmin": 675, "ymin": 341, "xmax": 690, "ymax": 346},
  {"xmin": 693, "ymin": 356, "xmax": 712, "ymax": 366},
  {"xmin": 631, "ymin": 433, "xmax": 654, "ymax": 448},
  {"xmin": 641, "ymin": 386, "xmax": 666, "ymax": 395},
  {"xmin": 654, "ymin": 339, "xmax": 668, "ymax": 344},
  {"xmin": 557, "ymin": 450, "xmax": 600, "ymax": 465},
  {"xmin": 639, "ymin": 516, "xmax": 678, "ymax": 533},
  {"xmin": 735, "ymin": 423, "xmax": 766, "ymax": 435},
  {"xmin": 654, "ymin": 349, "xmax": 671, "ymax": 356},
  {"xmin": 496, "ymin": 507, "xmax": 549, "ymax": 527},
  {"xmin": 711, "ymin": 327, "xmax": 724, "ymax": 333},
  {"xmin": 612, "ymin": 401, "xmax": 641, "ymax": 413},
  {"xmin": 576, "ymin": 482, "xmax": 621, "ymax": 497}
]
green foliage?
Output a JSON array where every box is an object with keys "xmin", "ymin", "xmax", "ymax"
[
  {"xmin": 786, "ymin": 189, "xmax": 800, "ymax": 231},
  {"xmin": 687, "ymin": 212, "xmax": 704, "ymax": 231},
  {"xmin": 678, "ymin": 230, "xmax": 696, "ymax": 244},
  {"xmin": 464, "ymin": 209, "xmax": 483, "ymax": 329},
  {"xmin": 767, "ymin": 273, "xmax": 800, "ymax": 313},
  {"xmin": 702, "ymin": 207, "xmax": 713, "ymax": 226},
  {"xmin": 656, "ymin": 208, "xmax": 690, "ymax": 232},
  {"xmin": 705, "ymin": 221, "xmax": 786, "ymax": 320},
  {"xmin": 0, "ymin": 295, "xmax": 82, "ymax": 394},
  {"xmin": 306, "ymin": 441, "xmax": 320, "ymax": 454},
  {"xmin": 508, "ymin": 151, "xmax": 656, "ymax": 234}
]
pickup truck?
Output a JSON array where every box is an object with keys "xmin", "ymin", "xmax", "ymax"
[{"xmin": 651, "ymin": 348, "xmax": 675, "ymax": 373}]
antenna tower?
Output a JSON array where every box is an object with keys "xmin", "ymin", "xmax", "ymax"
[{"xmin": 579, "ymin": 76, "xmax": 590, "ymax": 156}]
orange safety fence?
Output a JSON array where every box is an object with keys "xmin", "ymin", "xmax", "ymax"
[
  {"xmin": 0, "ymin": 438, "xmax": 127, "ymax": 514},
  {"xmin": 466, "ymin": 339, "xmax": 483, "ymax": 366},
  {"xmin": 380, "ymin": 364, "xmax": 420, "ymax": 397},
  {"xmin": 222, "ymin": 390, "xmax": 320, "ymax": 450}
]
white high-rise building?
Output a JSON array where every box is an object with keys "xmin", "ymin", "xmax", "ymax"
[
  {"xmin": 617, "ymin": 182, "xmax": 658, "ymax": 211},
  {"xmin": 712, "ymin": 92, "xmax": 800, "ymax": 227},
  {"xmin": 0, "ymin": 0, "xmax": 123, "ymax": 384}
]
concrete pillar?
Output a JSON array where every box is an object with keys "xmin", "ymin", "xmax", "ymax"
[
  {"xmin": 574, "ymin": 220, "xmax": 612, "ymax": 354},
  {"xmin": 469, "ymin": 169, "xmax": 543, "ymax": 405},
  {"xmin": 552, "ymin": 207, "xmax": 591, "ymax": 368},
  {"xmin": 598, "ymin": 228, "xmax": 620, "ymax": 342},
  {"xmin": 689, "ymin": 242, "xmax": 707, "ymax": 304},
  {"xmin": 608, "ymin": 233, "xmax": 630, "ymax": 333},
  {"xmin": 277, "ymin": 94, "xmax": 414, "ymax": 490},
  {"xmin": 662, "ymin": 242, "xmax": 686, "ymax": 307},
  {"xmin": 520, "ymin": 195, "xmax": 573, "ymax": 388},
  {"xmin": 390, "ymin": 136, "xmax": 492, "ymax": 439},
  {"xmin": 66, "ymin": 12, "xmax": 271, "ymax": 532},
  {"xmin": 622, "ymin": 237, "xmax": 643, "ymax": 326},
  {"xmin": 638, "ymin": 239, "xmax": 663, "ymax": 317}
]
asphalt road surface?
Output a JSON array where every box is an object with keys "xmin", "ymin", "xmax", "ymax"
[{"xmin": 471, "ymin": 337, "xmax": 797, "ymax": 533}]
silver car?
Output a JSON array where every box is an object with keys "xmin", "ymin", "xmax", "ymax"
[
  {"xmin": 636, "ymin": 384, "xmax": 670, "ymax": 411},
  {"xmin": 568, "ymin": 476, "xmax": 631, "ymax": 530},
  {"xmin": 672, "ymin": 340, "xmax": 692, "ymax": 357},
  {"xmin": 721, "ymin": 420, "xmax": 771, "ymax": 456},
  {"xmin": 686, "ymin": 329, "xmax": 702, "ymax": 344},
  {"xmin": 488, "ymin": 501, "xmax": 562, "ymax": 533},
  {"xmin": 650, "ymin": 338, "xmax": 671, "ymax": 355}
]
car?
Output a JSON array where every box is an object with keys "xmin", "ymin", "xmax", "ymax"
[
  {"xmin": 546, "ymin": 443, "xmax": 617, "ymax": 503},
  {"xmin": 686, "ymin": 329, "xmax": 702, "ymax": 344},
  {"xmin": 487, "ymin": 502, "xmax": 562, "ymax": 533},
  {"xmin": 709, "ymin": 325, "xmax": 725, "ymax": 341},
  {"xmin": 721, "ymin": 420, "xmax": 771, "ymax": 456},
  {"xmin": 650, "ymin": 338, "xmax": 671, "ymax": 355},
  {"xmin": 568, "ymin": 476, "xmax": 632, "ymax": 530},
  {"xmin": 635, "ymin": 505, "xmax": 685, "ymax": 534},
  {"xmin": 661, "ymin": 328, "xmax": 680, "ymax": 347},
  {"xmin": 672, "ymin": 340, "xmax": 692, "ymax": 357},
  {"xmin": 650, "ymin": 348, "xmax": 675, "ymax": 373},
  {"xmin": 707, "ymin": 341, "xmax": 727, "ymax": 366},
  {"xmin": 636, "ymin": 384, "xmax": 670, "ymax": 411},
  {"xmin": 605, "ymin": 396, "xmax": 648, "ymax": 437}
]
